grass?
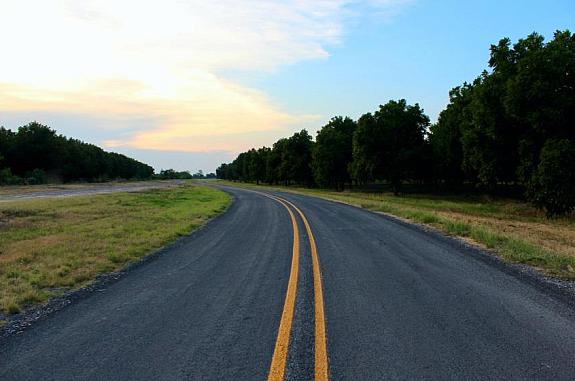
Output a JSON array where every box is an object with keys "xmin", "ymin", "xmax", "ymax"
[
  {"xmin": 0, "ymin": 184, "xmax": 230, "ymax": 320},
  {"xmin": 219, "ymin": 181, "xmax": 575, "ymax": 279}
]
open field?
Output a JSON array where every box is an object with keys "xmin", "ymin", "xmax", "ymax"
[
  {"xmin": 0, "ymin": 180, "xmax": 186, "ymax": 200},
  {"xmin": 217, "ymin": 181, "xmax": 575, "ymax": 279},
  {"xmin": 0, "ymin": 184, "xmax": 230, "ymax": 320}
]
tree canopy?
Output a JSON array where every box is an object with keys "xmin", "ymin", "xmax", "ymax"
[
  {"xmin": 351, "ymin": 100, "xmax": 429, "ymax": 194},
  {"xmin": 0, "ymin": 122, "xmax": 154, "ymax": 184},
  {"xmin": 313, "ymin": 117, "xmax": 356, "ymax": 190},
  {"xmin": 218, "ymin": 30, "xmax": 575, "ymax": 217}
]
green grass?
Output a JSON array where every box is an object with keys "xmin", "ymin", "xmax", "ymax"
[
  {"xmin": 219, "ymin": 181, "xmax": 575, "ymax": 279},
  {"xmin": 0, "ymin": 184, "xmax": 230, "ymax": 319}
]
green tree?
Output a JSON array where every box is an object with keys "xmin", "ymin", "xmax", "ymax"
[
  {"xmin": 269, "ymin": 138, "xmax": 289, "ymax": 184},
  {"xmin": 461, "ymin": 73, "xmax": 519, "ymax": 188},
  {"xmin": 0, "ymin": 127, "xmax": 15, "ymax": 166},
  {"xmin": 9, "ymin": 122, "xmax": 64, "ymax": 175},
  {"xmin": 253, "ymin": 147, "xmax": 270, "ymax": 184},
  {"xmin": 216, "ymin": 163, "xmax": 228, "ymax": 179},
  {"xmin": 430, "ymin": 84, "xmax": 472, "ymax": 187},
  {"xmin": 351, "ymin": 100, "xmax": 429, "ymax": 194},
  {"xmin": 0, "ymin": 122, "xmax": 153, "ymax": 182},
  {"xmin": 245, "ymin": 149, "xmax": 265, "ymax": 184},
  {"xmin": 350, "ymin": 113, "xmax": 378, "ymax": 184},
  {"xmin": 285, "ymin": 130, "xmax": 314, "ymax": 186},
  {"xmin": 25, "ymin": 168, "xmax": 47, "ymax": 185},
  {"xmin": 313, "ymin": 116, "xmax": 356, "ymax": 189},
  {"xmin": 215, "ymin": 30, "xmax": 575, "ymax": 217},
  {"xmin": 503, "ymin": 31, "xmax": 575, "ymax": 184}
]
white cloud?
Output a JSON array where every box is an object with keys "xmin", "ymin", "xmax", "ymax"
[{"xmin": 0, "ymin": 0, "xmax": 411, "ymax": 153}]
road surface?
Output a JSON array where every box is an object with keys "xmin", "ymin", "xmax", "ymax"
[
  {"xmin": 0, "ymin": 180, "xmax": 186, "ymax": 202},
  {"xmin": 1, "ymin": 185, "xmax": 575, "ymax": 380}
]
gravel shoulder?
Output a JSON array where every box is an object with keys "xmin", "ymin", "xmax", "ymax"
[{"xmin": 0, "ymin": 180, "xmax": 187, "ymax": 201}]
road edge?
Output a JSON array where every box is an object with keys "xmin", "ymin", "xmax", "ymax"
[
  {"xmin": 269, "ymin": 189, "xmax": 575, "ymax": 309},
  {"xmin": 0, "ymin": 192, "xmax": 236, "ymax": 341}
]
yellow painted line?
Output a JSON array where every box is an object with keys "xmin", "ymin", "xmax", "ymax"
[
  {"xmin": 265, "ymin": 195, "xmax": 300, "ymax": 381},
  {"xmin": 244, "ymin": 188, "xmax": 329, "ymax": 380},
  {"xmin": 277, "ymin": 196, "xmax": 329, "ymax": 381}
]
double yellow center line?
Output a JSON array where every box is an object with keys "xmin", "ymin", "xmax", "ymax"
[{"xmin": 259, "ymin": 192, "xmax": 329, "ymax": 381}]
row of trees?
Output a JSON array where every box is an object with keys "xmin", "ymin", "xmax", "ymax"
[
  {"xmin": 0, "ymin": 122, "xmax": 154, "ymax": 184},
  {"xmin": 216, "ymin": 102, "xmax": 429, "ymax": 193},
  {"xmin": 431, "ymin": 30, "xmax": 575, "ymax": 216},
  {"xmin": 217, "ymin": 30, "xmax": 575, "ymax": 217},
  {"xmin": 217, "ymin": 129, "xmax": 315, "ymax": 187},
  {"xmin": 155, "ymin": 169, "xmax": 216, "ymax": 180}
]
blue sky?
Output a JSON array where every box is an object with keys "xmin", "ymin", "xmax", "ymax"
[
  {"xmin": 248, "ymin": 0, "xmax": 575, "ymax": 124},
  {"xmin": 0, "ymin": 0, "xmax": 573, "ymax": 173}
]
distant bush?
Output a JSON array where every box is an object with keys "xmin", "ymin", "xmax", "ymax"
[
  {"xmin": 155, "ymin": 169, "xmax": 193, "ymax": 180},
  {"xmin": 24, "ymin": 168, "xmax": 47, "ymax": 185},
  {"xmin": 0, "ymin": 168, "xmax": 22, "ymax": 185}
]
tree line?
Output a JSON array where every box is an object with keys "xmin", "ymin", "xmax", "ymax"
[
  {"xmin": 0, "ymin": 122, "xmax": 154, "ymax": 184},
  {"xmin": 156, "ymin": 169, "xmax": 217, "ymax": 180},
  {"xmin": 217, "ymin": 31, "xmax": 575, "ymax": 217}
]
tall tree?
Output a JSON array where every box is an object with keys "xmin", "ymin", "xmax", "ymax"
[
  {"xmin": 430, "ymin": 84, "xmax": 472, "ymax": 187},
  {"xmin": 285, "ymin": 130, "xmax": 314, "ymax": 186},
  {"xmin": 271, "ymin": 138, "xmax": 289, "ymax": 185},
  {"xmin": 503, "ymin": 31, "xmax": 575, "ymax": 184},
  {"xmin": 351, "ymin": 100, "xmax": 429, "ymax": 193},
  {"xmin": 350, "ymin": 113, "xmax": 378, "ymax": 185},
  {"xmin": 461, "ymin": 72, "xmax": 519, "ymax": 188},
  {"xmin": 312, "ymin": 116, "xmax": 356, "ymax": 189}
]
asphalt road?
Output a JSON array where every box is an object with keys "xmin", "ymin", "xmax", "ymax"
[{"xmin": 2, "ymin": 186, "xmax": 575, "ymax": 380}]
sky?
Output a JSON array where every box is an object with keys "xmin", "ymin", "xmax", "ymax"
[{"xmin": 0, "ymin": 0, "xmax": 573, "ymax": 173}]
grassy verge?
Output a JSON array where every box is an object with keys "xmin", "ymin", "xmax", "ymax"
[
  {"xmin": 0, "ymin": 184, "xmax": 230, "ymax": 320},
  {"xmin": 219, "ymin": 181, "xmax": 575, "ymax": 279}
]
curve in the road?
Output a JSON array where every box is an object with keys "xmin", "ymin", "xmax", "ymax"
[
  {"xmin": 250, "ymin": 190, "xmax": 329, "ymax": 381},
  {"xmin": 2, "ymin": 185, "xmax": 575, "ymax": 381},
  {"xmin": 0, "ymin": 188, "xmax": 296, "ymax": 380},
  {"xmin": 264, "ymin": 195, "xmax": 300, "ymax": 381},
  {"xmin": 273, "ymin": 189, "xmax": 575, "ymax": 380},
  {"xmin": 279, "ymin": 196, "xmax": 328, "ymax": 381}
]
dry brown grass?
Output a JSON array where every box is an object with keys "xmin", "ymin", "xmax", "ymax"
[{"xmin": 435, "ymin": 210, "xmax": 575, "ymax": 259}]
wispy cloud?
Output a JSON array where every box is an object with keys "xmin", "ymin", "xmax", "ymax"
[{"xmin": 0, "ymin": 0, "xmax": 412, "ymax": 153}]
